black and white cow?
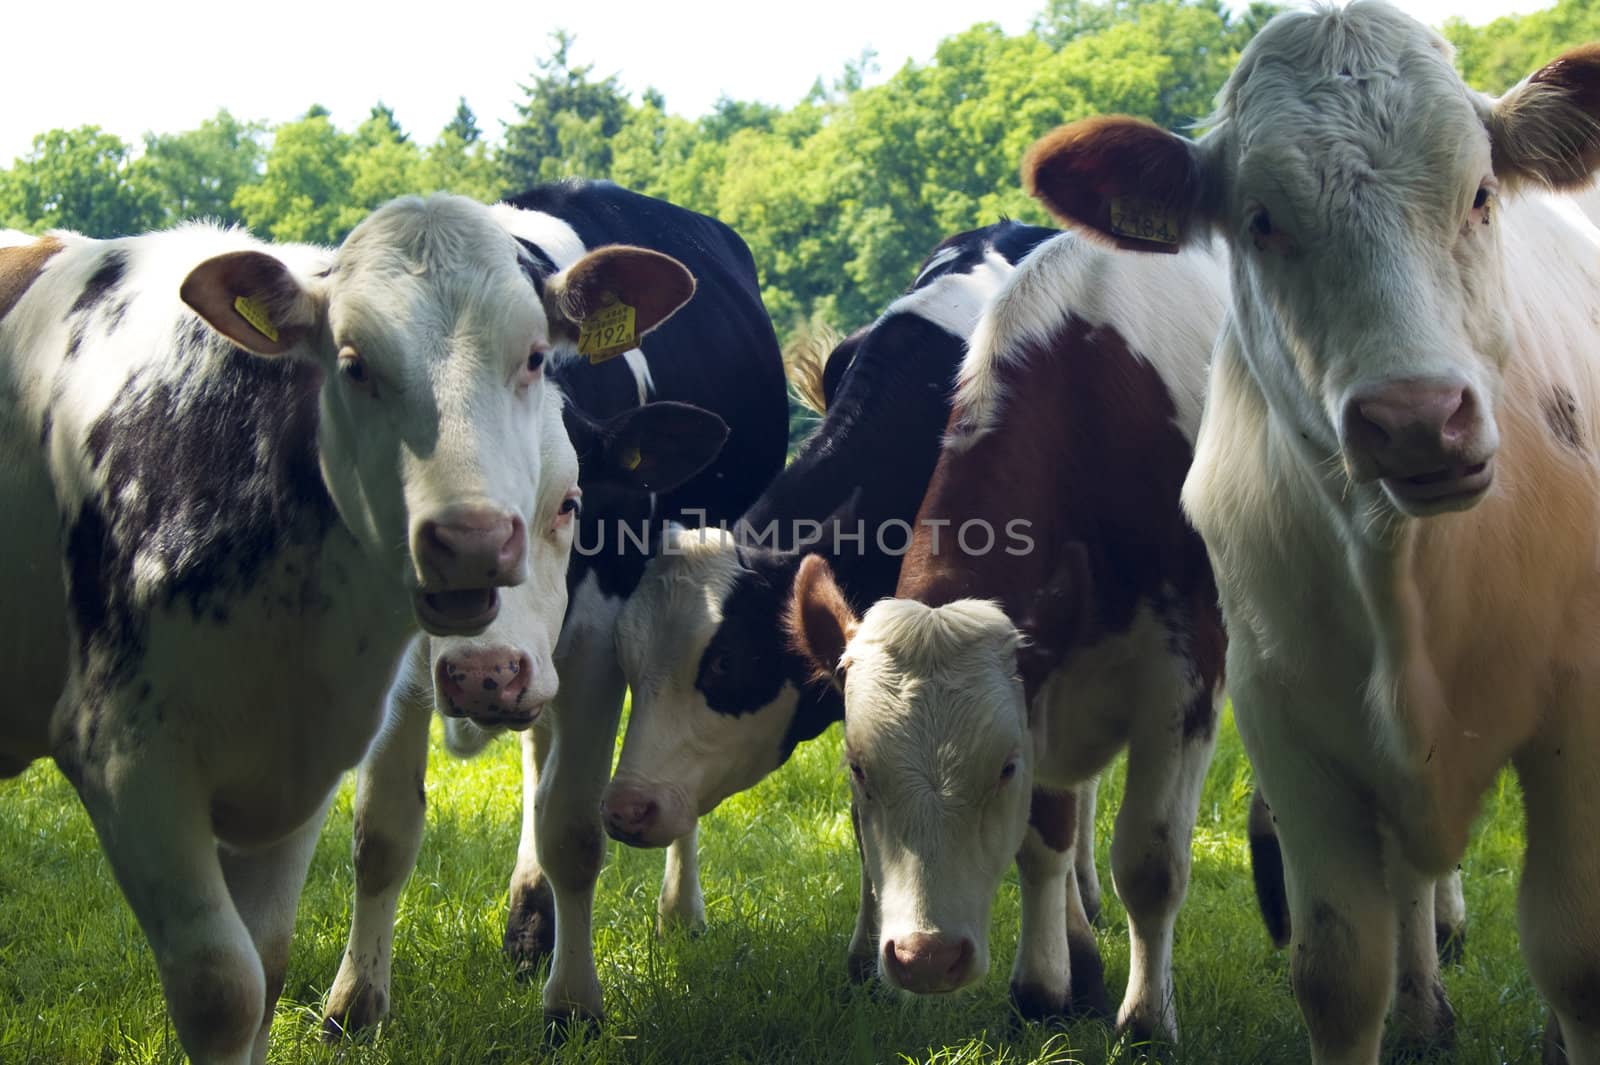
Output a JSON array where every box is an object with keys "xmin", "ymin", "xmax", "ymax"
[
  {"xmin": 321, "ymin": 180, "xmax": 790, "ymax": 1033},
  {"xmin": 0, "ymin": 195, "xmax": 698, "ymax": 1064},
  {"xmin": 600, "ymin": 222, "xmax": 1119, "ymax": 937}
]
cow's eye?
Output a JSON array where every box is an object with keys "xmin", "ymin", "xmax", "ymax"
[
  {"xmin": 338, "ymin": 346, "xmax": 369, "ymax": 387},
  {"xmin": 1473, "ymin": 187, "xmax": 1489, "ymax": 210},
  {"xmin": 527, "ymin": 349, "xmax": 545, "ymax": 374},
  {"xmin": 848, "ymin": 760, "xmax": 870, "ymax": 797},
  {"xmin": 553, "ymin": 489, "xmax": 581, "ymax": 532},
  {"xmin": 999, "ymin": 760, "xmax": 1018, "ymax": 783},
  {"xmin": 1249, "ymin": 208, "xmax": 1273, "ymax": 239},
  {"xmin": 559, "ymin": 495, "xmax": 580, "ymax": 516}
]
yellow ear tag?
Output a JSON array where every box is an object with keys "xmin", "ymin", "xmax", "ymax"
[
  {"xmin": 1109, "ymin": 196, "xmax": 1180, "ymax": 246},
  {"xmin": 233, "ymin": 295, "xmax": 280, "ymax": 343},
  {"xmin": 621, "ymin": 445, "xmax": 642, "ymax": 471},
  {"xmin": 577, "ymin": 294, "xmax": 637, "ymax": 364}
]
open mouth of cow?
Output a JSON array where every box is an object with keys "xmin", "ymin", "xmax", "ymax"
[
  {"xmin": 413, "ymin": 588, "xmax": 501, "ymax": 636},
  {"xmin": 1382, "ymin": 459, "xmax": 1494, "ymax": 510}
]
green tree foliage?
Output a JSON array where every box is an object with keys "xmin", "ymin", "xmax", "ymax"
[
  {"xmin": 232, "ymin": 109, "xmax": 355, "ymax": 244},
  {"xmin": 135, "ymin": 110, "xmax": 265, "ymax": 228},
  {"xmin": 0, "ymin": 126, "xmax": 160, "ymax": 237},
  {"xmin": 502, "ymin": 30, "xmax": 630, "ymax": 187},
  {"xmin": 1445, "ymin": 0, "xmax": 1600, "ymax": 93},
  {"xmin": 446, "ymin": 98, "xmax": 483, "ymax": 144}
]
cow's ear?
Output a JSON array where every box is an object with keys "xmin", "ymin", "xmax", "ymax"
[
  {"xmin": 788, "ymin": 553, "xmax": 859, "ymax": 689},
  {"xmin": 1023, "ymin": 117, "xmax": 1212, "ymax": 254},
  {"xmin": 565, "ymin": 400, "xmax": 728, "ymax": 494},
  {"xmin": 1490, "ymin": 44, "xmax": 1600, "ymax": 191},
  {"xmin": 1015, "ymin": 543, "xmax": 1092, "ymax": 707},
  {"xmin": 544, "ymin": 246, "xmax": 696, "ymax": 352},
  {"xmin": 180, "ymin": 250, "xmax": 322, "ymax": 356}
]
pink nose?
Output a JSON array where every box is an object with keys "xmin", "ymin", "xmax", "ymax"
[
  {"xmin": 1342, "ymin": 377, "xmax": 1483, "ymax": 480},
  {"xmin": 416, "ymin": 508, "xmax": 525, "ymax": 588},
  {"xmin": 602, "ymin": 786, "xmax": 660, "ymax": 844},
  {"xmin": 434, "ymin": 650, "xmax": 538, "ymax": 725},
  {"xmin": 883, "ymin": 933, "xmax": 975, "ymax": 994}
]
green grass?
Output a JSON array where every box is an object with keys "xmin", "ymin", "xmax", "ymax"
[{"xmin": 0, "ymin": 708, "xmax": 1546, "ymax": 1064}]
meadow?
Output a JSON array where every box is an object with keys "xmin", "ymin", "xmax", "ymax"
[{"xmin": 0, "ymin": 706, "xmax": 1545, "ymax": 1064}]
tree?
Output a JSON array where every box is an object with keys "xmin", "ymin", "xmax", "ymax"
[
  {"xmin": 363, "ymin": 101, "xmax": 409, "ymax": 145},
  {"xmin": 135, "ymin": 110, "xmax": 265, "ymax": 228},
  {"xmin": 502, "ymin": 30, "xmax": 630, "ymax": 185},
  {"xmin": 232, "ymin": 112, "xmax": 354, "ymax": 244},
  {"xmin": 0, "ymin": 126, "xmax": 160, "ymax": 237},
  {"xmin": 1445, "ymin": 0, "xmax": 1600, "ymax": 92},
  {"xmin": 445, "ymin": 97, "xmax": 482, "ymax": 144}
]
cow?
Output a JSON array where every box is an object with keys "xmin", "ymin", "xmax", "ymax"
[
  {"xmin": 603, "ymin": 222, "xmax": 1121, "ymax": 947},
  {"xmin": 790, "ymin": 228, "xmax": 1227, "ymax": 1046},
  {"xmin": 1020, "ymin": 2, "xmax": 1600, "ymax": 1060},
  {"xmin": 0, "ymin": 194, "xmax": 701, "ymax": 1064},
  {"xmin": 319, "ymin": 180, "xmax": 790, "ymax": 1034}
]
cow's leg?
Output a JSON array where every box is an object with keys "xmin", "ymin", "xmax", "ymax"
[
  {"xmin": 657, "ymin": 824, "xmax": 706, "ymax": 934},
  {"xmin": 504, "ymin": 723, "xmax": 555, "ymax": 975},
  {"xmin": 1011, "ymin": 786, "xmax": 1107, "ymax": 1020},
  {"xmin": 222, "ymin": 794, "xmax": 335, "ymax": 1065},
  {"xmin": 846, "ymin": 799, "xmax": 880, "ymax": 984},
  {"xmin": 1110, "ymin": 690, "xmax": 1217, "ymax": 1046},
  {"xmin": 70, "ymin": 755, "xmax": 263, "ymax": 1064},
  {"xmin": 1516, "ymin": 722, "xmax": 1600, "ymax": 1065},
  {"xmin": 1386, "ymin": 842, "xmax": 1454, "ymax": 1054},
  {"xmin": 1075, "ymin": 776, "xmax": 1102, "ymax": 925},
  {"xmin": 535, "ymin": 639, "xmax": 625, "ymax": 1024},
  {"xmin": 323, "ymin": 657, "xmax": 433, "ymax": 1037},
  {"xmin": 1434, "ymin": 870, "xmax": 1466, "ymax": 964}
]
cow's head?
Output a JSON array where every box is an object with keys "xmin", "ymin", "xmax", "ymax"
[
  {"xmin": 607, "ymin": 527, "xmax": 809, "ymax": 846},
  {"xmin": 180, "ymin": 193, "xmax": 693, "ymax": 637},
  {"xmin": 427, "ymin": 401, "xmax": 728, "ymax": 732},
  {"xmin": 1024, "ymin": 2, "xmax": 1600, "ymax": 520},
  {"xmin": 788, "ymin": 554, "xmax": 1055, "ymax": 997}
]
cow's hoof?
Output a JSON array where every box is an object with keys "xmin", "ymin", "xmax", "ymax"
[
  {"xmin": 541, "ymin": 1006, "xmax": 603, "ymax": 1045},
  {"xmin": 1010, "ymin": 980, "xmax": 1071, "ymax": 1023},
  {"xmin": 846, "ymin": 948, "xmax": 877, "ymax": 985},
  {"xmin": 1544, "ymin": 1012, "xmax": 1568, "ymax": 1065},
  {"xmin": 504, "ymin": 879, "xmax": 556, "ymax": 978},
  {"xmin": 1392, "ymin": 979, "xmax": 1456, "ymax": 1061},
  {"xmin": 1435, "ymin": 922, "xmax": 1466, "ymax": 966},
  {"xmin": 1067, "ymin": 930, "xmax": 1110, "ymax": 1020},
  {"xmin": 656, "ymin": 907, "xmax": 707, "ymax": 937},
  {"xmin": 320, "ymin": 982, "xmax": 387, "ymax": 1043}
]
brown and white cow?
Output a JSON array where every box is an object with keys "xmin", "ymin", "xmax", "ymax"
[
  {"xmin": 1024, "ymin": 3, "xmax": 1600, "ymax": 1060},
  {"xmin": 792, "ymin": 229, "xmax": 1227, "ymax": 1044},
  {"xmin": 0, "ymin": 199, "xmax": 693, "ymax": 1064}
]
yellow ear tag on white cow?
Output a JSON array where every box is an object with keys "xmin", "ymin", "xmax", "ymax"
[
  {"xmin": 577, "ymin": 294, "xmax": 637, "ymax": 364},
  {"xmin": 1109, "ymin": 196, "xmax": 1180, "ymax": 246},
  {"xmin": 233, "ymin": 295, "xmax": 280, "ymax": 343}
]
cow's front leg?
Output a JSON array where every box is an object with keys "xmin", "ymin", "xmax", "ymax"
[
  {"xmin": 65, "ymin": 742, "xmax": 263, "ymax": 1065},
  {"xmin": 1012, "ymin": 786, "xmax": 1106, "ymax": 1020},
  {"xmin": 1386, "ymin": 843, "xmax": 1454, "ymax": 1054},
  {"xmin": 846, "ymin": 798, "xmax": 880, "ymax": 984},
  {"xmin": 504, "ymin": 723, "xmax": 555, "ymax": 975},
  {"xmin": 657, "ymin": 824, "xmax": 706, "ymax": 934},
  {"xmin": 535, "ymin": 642, "xmax": 625, "ymax": 1025},
  {"xmin": 1517, "ymin": 719, "xmax": 1600, "ymax": 1065},
  {"xmin": 1075, "ymin": 776, "xmax": 1102, "ymax": 925},
  {"xmin": 1110, "ymin": 689, "xmax": 1218, "ymax": 1046},
  {"xmin": 223, "ymin": 793, "xmax": 335, "ymax": 1065},
  {"xmin": 324, "ymin": 650, "xmax": 433, "ymax": 1037},
  {"xmin": 1434, "ymin": 869, "xmax": 1466, "ymax": 964}
]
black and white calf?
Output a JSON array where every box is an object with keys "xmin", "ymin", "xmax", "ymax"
[
  {"xmin": 322, "ymin": 180, "xmax": 789, "ymax": 1033},
  {"xmin": 0, "ymin": 195, "xmax": 693, "ymax": 1064},
  {"xmin": 604, "ymin": 222, "xmax": 1119, "ymax": 930}
]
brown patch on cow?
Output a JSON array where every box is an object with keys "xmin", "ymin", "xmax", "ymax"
[
  {"xmin": 897, "ymin": 314, "xmax": 1223, "ymax": 712},
  {"xmin": 0, "ymin": 236, "xmax": 64, "ymax": 323},
  {"xmin": 1023, "ymin": 117, "xmax": 1199, "ymax": 253},
  {"xmin": 1545, "ymin": 387, "xmax": 1585, "ymax": 450},
  {"xmin": 1028, "ymin": 787, "xmax": 1077, "ymax": 853},
  {"xmin": 787, "ymin": 553, "xmax": 859, "ymax": 684}
]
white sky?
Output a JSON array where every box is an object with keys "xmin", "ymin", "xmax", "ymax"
[{"xmin": 0, "ymin": 0, "xmax": 1556, "ymax": 165}]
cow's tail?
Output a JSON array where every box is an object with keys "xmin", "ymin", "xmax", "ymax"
[
  {"xmin": 1249, "ymin": 785, "xmax": 1292, "ymax": 948},
  {"xmin": 784, "ymin": 324, "xmax": 841, "ymax": 415}
]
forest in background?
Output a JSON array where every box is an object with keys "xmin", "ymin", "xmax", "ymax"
[{"xmin": 3, "ymin": 0, "xmax": 1598, "ymax": 346}]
